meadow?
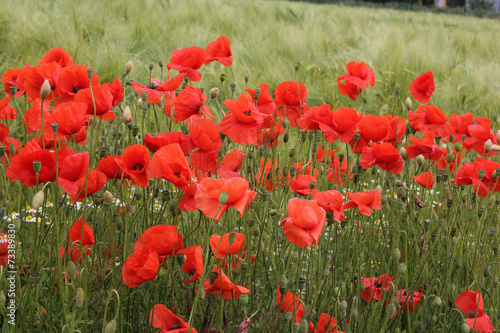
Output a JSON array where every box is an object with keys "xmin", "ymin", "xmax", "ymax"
[{"xmin": 0, "ymin": 0, "xmax": 500, "ymax": 332}]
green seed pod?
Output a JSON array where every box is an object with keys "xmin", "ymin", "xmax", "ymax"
[
  {"xmin": 339, "ymin": 300, "xmax": 348, "ymax": 312},
  {"xmin": 298, "ymin": 277, "xmax": 306, "ymax": 290},
  {"xmin": 33, "ymin": 160, "xmax": 42, "ymax": 173},
  {"xmin": 484, "ymin": 266, "xmax": 491, "ymax": 278},
  {"xmin": 251, "ymin": 226, "xmax": 260, "ymax": 238},
  {"xmin": 239, "ymin": 293, "xmax": 249, "ymax": 307},
  {"xmin": 269, "ymin": 209, "xmax": 277, "ymax": 216},
  {"xmin": 431, "ymin": 315, "xmax": 438, "ymax": 324},
  {"xmin": 75, "ymin": 287, "xmax": 85, "ymax": 307},
  {"xmin": 398, "ymin": 263, "xmax": 407, "ymax": 275},
  {"xmin": 285, "ymin": 312, "xmax": 293, "ymax": 321},
  {"xmin": 293, "ymin": 322, "xmax": 300, "ymax": 332}
]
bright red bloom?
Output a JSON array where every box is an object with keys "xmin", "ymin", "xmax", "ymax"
[
  {"xmin": 23, "ymin": 99, "xmax": 51, "ymax": 134},
  {"xmin": 177, "ymin": 245, "xmax": 203, "ymax": 284},
  {"xmin": 150, "ymin": 304, "xmax": 198, "ymax": 333},
  {"xmin": 69, "ymin": 217, "xmax": 95, "ymax": 247},
  {"xmin": 463, "ymin": 122, "xmax": 498, "ymax": 157},
  {"xmin": 350, "ymin": 115, "xmax": 391, "ymax": 154},
  {"xmin": 189, "ymin": 118, "xmax": 221, "ymax": 172},
  {"xmin": 54, "ymin": 65, "xmax": 99, "ymax": 104},
  {"xmin": 410, "ymin": 71, "xmax": 435, "ymax": 104},
  {"xmin": 204, "ymin": 36, "xmax": 232, "ymax": 67},
  {"xmin": 386, "ymin": 115, "xmax": 406, "ymax": 144},
  {"xmin": 44, "ymin": 101, "xmax": 87, "ymax": 141},
  {"xmin": 405, "ymin": 130, "xmax": 445, "ymax": 162},
  {"xmin": 210, "ymin": 232, "xmax": 246, "ymax": 259},
  {"xmin": 274, "ymin": 81, "xmax": 309, "ymax": 126},
  {"xmin": 244, "ymin": 83, "xmax": 277, "ymax": 120},
  {"xmin": 115, "ymin": 144, "xmax": 150, "ymax": 188},
  {"xmin": 39, "ymin": 48, "xmax": 74, "ymax": 68},
  {"xmin": 20, "ymin": 63, "xmax": 60, "ymax": 101},
  {"xmin": 413, "ymin": 170, "xmax": 434, "ymax": 189},
  {"xmin": 195, "ymin": 177, "xmax": 256, "ymax": 222},
  {"xmin": 97, "ymin": 155, "xmax": 132, "ymax": 181},
  {"xmin": 298, "ymin": 104, "xmax": 334, "ymax": 134},
  {"xmin": 396, "ymin": 289, "xmax": 423, "ymax": 312},
  {"xmin": 2, "ymin": 67, "xmax": 26, "ymax": 98},
  {"xmin": 0, "ymin": 233, "xmax": 12, "ymax": 268},
  {"xmin": 150, "ymin": 143, "xmax": 193, "ymax": 187},
  {"xmin": 455, "ymin": 290, "xmax": 495, "ymax": 333},
  {"xmin": 255, "ymin": 158, "xmax": 282, "ymax": 191},
  {"xmin": 174, "ymin": 85, "xmax": 213, "ymax": 122},
  {"xmin": 220, "ymin": 93, "xmax": 264, "ymax": 146},
  {"xmin": 359, "ymin": 142, "xmax": 403, "ymax": 174},
  {"xmin": 179, "ymin": 183, "xmax": 198, "ymax": 212},
  {"xmin": 277, "ymin": 288, "xmax": 305, "ymax": 323},
  {"xmin": 313, "ymin": 190, "xmax": 345, "ymax": 222},
  {"xmin": 344, "ymin": 190, "xmax": 382, "ymax": 217},
  {"xmin": 217, "ymin": 149, "xmax": 245, "ymax": 179},
  {"xmin": 57, "ymin": 151, "xmax": 88, "ymax": 193},
  {"xmin": 0, "ymin": 95, "xmax": 16, "ymax": 120},
  {"xmin": 309, "ymin": 313, "xmax": 343, "ymax": 333},
  {"xmin": 144, "ymin": 132, "xmax": 194, "ymax": 155},
  {"xmin": 203, "ymin": 267, "xmax": 250, "ymax": 299},
  {"xmin": 408, "ymin": 104, "xmax": 453, "ymax": 137},
  {"xmin": 131, "ymin": 79, "xmax": 164, "ymax": 104},
  {"xmin": 455, "ymin": 158, "xmax": 500, "ymax": 197},
  {"xmin": 361, "ymin": 274, "xmax": 393, "ymax": 302},
  {"xmin": 70, "ymin": 170, "xmax": 107, "ymax": 203},
  {"xmin": 258, "ymin": 120, "xmax": 285, "ymax": 148},
  {"xmin": 74, "ymin": 84, "xmax": 115, "ymax": 119},
  {"xmin": 326, "ymin": 152, "xmax": 352, "ymax": 186},
  {"xmin": 134, "ymin": 225, "xmax": 183, "ymax": 257},
  {"xmin": 290, "ymin": 174, "xmax": 318, "ymax": 196},
  {"xmin": 167, "ymin": 46, "xmax": 206, "ymax": 82},
  {"xmin": 122, "ymin": 247, "xmax": 160, "ymax": 288},
  {"xmin": 280, "ymin": 198, "xmax": 326, "ymax": 247},
  {"xmin": 337, "ymin": 61, "xmax": 375, "ymax": 100},
  {"xmin": 6, "ymin": 141, "xmax": 56, "ymax": 186}
]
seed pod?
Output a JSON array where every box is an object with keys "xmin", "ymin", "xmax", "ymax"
[
  {"xmin": 433, "ymin": 296, "xmax": 442, "ymax": 307},
  {"xmin": 299, "ymin": 319, "xmax": 308, "ymax": 333},
  {"xmin": 239, "ymin": 293, "xmax": 249, "ymax": 307},
  {"xmin": 388, "ymin": 303, "xmax": 397, "ymax": 318}
]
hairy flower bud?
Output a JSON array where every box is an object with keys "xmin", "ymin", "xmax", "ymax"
[
  {"xmin": 75, "ymin": 287, "xmax": 85, "ymax": 307},
  {"xmin": 32, "ymin": 190, "xmax": 45, "ymax": 210},
  {"xmin": 105, "ymin": 320, "xmax": 117, "ymax": 333},
  {"xmin": 123, "ymin": 106, "xmax": 132, "ymax": 123},
  {"xmin": 405, "ymin": 97, "xmax": 412, "ymax": 111},
  {"xmin": 125, "ymin": 60, "xmax": 133, "ymax": 75},
  {"xmin": 210, "ymin": 87, "xmax": 219, "ymax": 99},
  {"xmin": 40, "ymin": 79, "xmax": 51, "ymax": 100},
  {"xmin": 484, "ymin": 139, "xmax": 492, "ymax": 154}
]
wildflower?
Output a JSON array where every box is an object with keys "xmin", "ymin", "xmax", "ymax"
[
  {"xmin": 360, "ymin": 274, "xmax": 393, "ymax": 302},
  {"xmin": 115, "ymin": 144, "xmax": 150, "ymax": 188},
  {"xmin": 274, "ymin": 81, "xmax": 309, "ymax": 126},
  {"xmin": 149, "ymin": 143, "xmax": 193, "ymax": 187},
  {"xmin": 203, "ymin": 267, "xmax": 250, "ymax": 299},
  {"xmin": 122, "ymin": 247, "xmax": 160, "ymax": 288},
  {"xmin": 413, "ymin": 170, "xmax": 434, "ymax": 189},
  {"xmin": 167, "ymin": 46, "xmax": 206, "ymax": 82},
  {"xmin": 410, "ymin": 71, "xmax": 435, "ymax": 104},
  {"xmin": 455, "ymin": 290, "xmax": 495, "ymax": 333},
  {"xmin": 209, "ymin": 232, "xmax": 245, "ymax": 258},
  {"xmin": 176, "ymin": 245, "xmax": 203, "ymax": 284},
  {"xmin": 277, "ymin": 288, "xmax": 305, "ymax": 323},
  {"xmin": 359, "ymin": 142, "xmax": 404, "ymax": 174},
  {"xmin": 280, "ymin": 198, "xmax": 326, "ymax": 247},
  {"xmin": 204, "ymin": 36, "xmax": 233, "ymax": 67},
  {"xmin": 337, "ymin": 61, "xmax": 375, "ymax": 100},
  {"xmin": 408, "ymin": 104, "xmax": 453, "ymax": 138},
  {"xmin": 344, "ymin": 190, "xmax": 382, "ymax": 217},
  {"xmin": 150, "ymin": 304, "xmax": 198, "ymax": 333}
]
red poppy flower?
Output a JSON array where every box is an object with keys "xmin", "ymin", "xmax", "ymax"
[
  {"xmin": 177, "ymin": 245, "xmax": 203, "ymax": 284},
  {"xmin": 210, "ymin": 232, "xmax": 245, "ymax": 258},
  {"xmin": 0, "ymin": 233, "xmax": 12, "ymax": 265},
  {"xmin": 220, "ymin": 93, "xmax": 264, "ymax": 146},
  {"xmin": 57, "ymin": 151, "xmax": 88, "ymax": 192},
  {"xmin": 115, "ymin": 144, "xmax": 150, "ymax": 188},
  {"xmin": 203, "ymin": 267, "xmax": 250, "ymax": 299},
  {"xmin": 20, "ymin": 63, "xmax": 60, "ymax": 102},
  {"xmin": 274, "ymin": 81, "xmax": 309, "ymax": 126},
  {"xmin": 217, "ymin": 149, "xmax": 245, "ymax": 179},
  {"xmin": 245, "ymin": 83, "xmax": 277, "ymax": 119},
  {"xmin": 54, "ymin": 65, "xmax": 99, "ymax": 104},
  {"xmin": 455, "ymin": 158, "xmax": 500, "ymax": 197},
  {"xmin": 258, "ymin": 120, "xmax": 285, "ymax": 149},
  {"xmin": 413, "ymin": 170, "xmax": 434, "ymax": 189},
  {"xmin": 350, "ymin": 115, "xmax": 391, "ymax": 154},
  {"xmin": 455, "ymin": 290, "xmax": 495, "ymax": 333},
  {"xmin": 6, "ymin": 141, "xmax": 57, "ymax": 186},
  {"xmin": 69, "ymin": 218, "xmax": 95, "ymax": 247},
  {"xmin": 255, "ymin": 158, "xmax": 282, "ymax": 191},
  {"xmin": 405, "ymin": 130, "xmax": 446, "ymax": 162},
  {"xmin": 134, "ymin": 225, "xmax": 183, "ymax": 257},
  {"xmin": 298, "ymin": 104, "xmax": 334, "ymax": 132},
  {"xmin": 313, "ymin": 190, "xmax": 345, "ymax": 222},
  {"xmin": 326, "ymin": 153, "xmax": 352, "ymax": 186},
  {"xmin": 74, "ymin": 83, "xmax": 115, "ymax": 119},
  {"xmin": 344, "ymin": 190, "xmax": 382, "ymax": 217},
  {"xmin": 337, "ymin": 61, "xmax": 375, "ymax": 100},
  {"xmin": 23, "ymin": 99, "xmax": 51, "ymax": 134},
  {"xmin": 410, "ymin": 71, "xmax": 435, "ymax": 104},
  {"xmin": 0, "ymin": 135, "xmax": 22, "ymax": 165},
  {"xmin": 408, "ymin": 104, "xmax": 453, "ymax": 137},
  {"xmin": 179, "ymin": 183, "xmax": 198, "ymax": 212},
  {"xmin": 150, "ymin": 304, "xmax": 198, "ymax": 333},
  {"xmin": 277, "ymin": 288, "xmax": 305, "ymax": 323},
  {"xmin": 0, "ymin": 95, "xmax": 16, "ymax": 120},
  {"xmin": 290, "ymin": 174, "xmax": 318, "ymax": 196},
  {"xmin": 131, "ymin": 79, "xmax": 164, "ymax": 104},
  {"xmin": 386, "ymin": 115, "xmax": 406, "ymax": 144},
  {"xmin": 2, "ymin": 67, "xmax": 27, "ymax": 98},
  {"xmin": 97, "ymin": 155, "xmax": 132, "ymax": 181},
  {"xmin": 189, "ymin": 118, "xmax": 221, "ymax": 173},
  {"xmin": 122, "ymin": 247, "xmax": 160, "ymax": 288},
  {"xmin": 174, "ymin": 85, "xmax": 213, "ymax": 122},
  {"xmin": 156, "ymin": 73, "xmax": 185, "ymax": 93},
  {"xmin": 150, "ymin": 143, "xmax": 193, "ymax": 188},
  {"xmin": 280, "ymin": 198, "xmax": 326, "ymax": 247},
  {"xmin": 70, "ymin": 170, "xmax": 107, "ymax": 203},
  {"xmin": 463, "ymin": 122, "xmax": 498, "ymax": 157},
  {"xmin": 144, "ymin": 132, "xmax": 194, "ymax": 155},
  {"xmin": 39, "ymin": 48, "xmax": 74, "ymax": 67},
  {"xmin": 44, "ymin": 101, "xmax": 87, "ymax": 141},
  {"xmin": 359, "ymin": 142, "xmax": 403, "ymax": 174},
  {"xmin": 329, "ymin": 108, "xmax": 363, "ymax": 143},
  {"xmin": 361, "ymin": 274, "xmax": 393, "ymax": 302},
  {"xmin": 195, "ymin": 177, "xmax": 256, "ymax": 222},
  {"xmin": 204, "ymin": 36, "xmax": 232, "ymax": 67},
  {"xmin": 395, "ymin": 289, "xmax": 423, "ymax": 312},
  {"xmin": 309, "ymin": 313, "xmax": 343, "ymax": 333},
  {"xmin": 167, "ymin": 46, "xmax": 206, "ymax": 82}
]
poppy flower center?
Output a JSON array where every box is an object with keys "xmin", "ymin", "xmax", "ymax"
[
  {"xmin": 73, "ymin": 86, "xmax": 82, "ymax": 93},
  {"xmin": 133, "ymin": 163, "xmax": 144, "ymax": 171},
  {"xmin": 469, "ymin": 311, "xmax": 476, "ymax": 318},
  {"xmin": 243, "ymin": 110, "xmax": 252, "ymax": 116},
  {"xmin": 375, "ymin": 282, "xmax": 382, "ymax": 288}
]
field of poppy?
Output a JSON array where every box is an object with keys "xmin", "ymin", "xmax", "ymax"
[{"xmin": 0, "ymin": 0, "xmax": 500, "ymax": 333}]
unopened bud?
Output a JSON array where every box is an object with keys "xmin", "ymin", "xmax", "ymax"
[
  {"xmin": 375, "ymin": 185, "xmax": 383, "ymax": 194},
  {"xmin": 388, "ymin": 303, "xmax": 397, "ymax": 318},
  {"xmin": 484, "ymin": 139, "xmax": 492, "ymax": 153},
  {"xmin": 398, "ymin": 262, "xmax": 407, "ymax": 274},
  {"xmin": 125, "ymin": 60, "xmax": 133, "ymax": 75},
  {"xmin": 433, "ymin": 296, "xmax": 442, "ymax": 307},
  {"xmin": 279, "ymin": 274, "xmax": 288, "ymax": 291},
  {"xmin": 176, "ymin": 253, "xmax": 186, "ymax": 265},
  {"xmin": 103, "ymin": 190, "xmax": 114, "ymax": 204},
  {"xmin": 210, "ymin": 87, "xmax": 219, "ymax": 99},
  {"xmin": 399, "ymin": 147, "xmax": 407, "ymax": 160},
  {"xmin": 461, "ymin": 322, "xmax": 470, "ymax": 333},
  {"xmin": 392, "ymin": 248, "xmax": 401, "ymax": 261},
  {"xmin": 379, "ymin": 104, "xmax": 389, "ymax": 117},
  {"xmin": 405, "ymin": 97, "xmax": 412, "ymax": 111},
  {"xmin": 339, "ymin": 300, "xmax": 348, "ymax": 312},
  {"xmin": 40, "ymin": 79, "xmax": 51, "ymax": 100},
  {"xmin": 104, "ymin": 320, "xmax": 117, "ymax": 333},
  {"xmin": 67, "ymin": 261, "xmax": 77, "ymax": 280},
  {"xmin": 416, "ymin": 154, "xmax": 425, "ymax": 166},
  {"xmin": 75, "ymin": 287, "xmax": 85, "ymax": 307},
  {"xmin": 123, "ymin": 106, "xmax": 132, "ymax": 123},
  {"xmin": 219, "ymin": 191, "xmax": 229, "ymax": 205},
  {"xmin": 32, "ymin": 190, "xmax": 45, "ymax": 210}
]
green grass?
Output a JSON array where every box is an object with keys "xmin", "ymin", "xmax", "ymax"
[{"xmin": 1, "ymin": 0, "xmax": 499, "ymax": 116}]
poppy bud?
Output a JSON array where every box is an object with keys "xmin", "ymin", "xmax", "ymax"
[
  {"xmin": 259, "ymin": 145, "xmax": 268, "ymax": 157},
  {"xmin": 484, "ymin": 139, "xmax": 492, "ymax": 154},
  {"xmin": 67, "ymin": 261, "xmax": 77, "ymax": 280},
  {"xmin": 32, "ymin": 190, "xmax": 45, "ymax": 210},
  {"xmin": 392, "ymin": 248, "xmax": 401, "ymax": 261},
  {"xmin": 9, "ymin": 85, "xmax": 17, "ymax": 96},
  {"xmin": 104, "ymin": 320, "xmax": 117, "ymax": 333},
  {"xmin": 33, "ymin": 160, "xmax": 42, "ymax": 174},
  {"xmin": 123, "ymin": 60, "xmax": 133, "ymax": 75},
  {"xmin": 210, "ymin": 87, "xmax": 219, "ymax": 99},
  {"xmin": 298, "ymin": 277, "xmax": 306, "ymax": 290},
  {"xmin": 433, "ymin": 296, "xmax": 442, "ymax": 307},
  {"xmin": 339, "ymin": 300, "xmax": 348, "ymax": 312},
  {"xmin": 279, "ymin": 274, "xmax": 288, "ymax": 292},
  {"xmin": 309, "ymin": 181, "xmax": 316, "ymax": 190},
  {"xmin": 251, "ymin": 226, "xmax": 260, "ymax": 238},
  {"xmin": 398, "ymin": 262, "xmax": 406, "ymax": 275},
  {"xmin": 103, "ymin": 190, "xmax": 114, "ymax": 205},
  {"xmin": 122, "ymin": 106, "xmax": 132, "ymax": 123},
  {"xmin": 416, "ymin": 154, "xmax": 425, "ymax": 166},
  {"xmin": 484, "ymin": 266, "xmax": 491, "ymax": 278},
  {"xmin": 488, "ymin": 227, "xmax": 497, "ymax": 238},
  {"xmin": 219, "ymin": 74, "xmax": 226, "ymax": 84},
  {"xmin": 75, "ymin": 287, "xmax": 85, "ymax": 307},
  {"xmin": 461, "ymin": 322, "xmax": 470, "ymax": 333},
  {"xmin": 404, "ymin": 97, "xmax": 412, "ymax": 111},
  {"xmin": 284, "ymin": 312, "xmax": 293, "ymax": 321},
  {"xmin": 379, "ymin": 104, "xmax": 389, "ymax": 117},
  {"xmin": 388, "ymin": 303, "xmax": 397, "ymax": 318},
  {"xmin": 299, "ymin": 319, "xmax": 308, "ymax": 333},
  {"xmin": 397, "ymin": 147, "xmax": 407, "ymax": 160},
  {"xmin": 230, "ymin": 83, "xmax": 236, "ymax": 92},
  {"xmin": 40, "ymin": 79, "xmax": 51, "ymax": 100}
]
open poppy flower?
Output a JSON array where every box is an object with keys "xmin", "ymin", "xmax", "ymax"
[
  {"xmin": 6, "ymin": 141, "xmax": 57, "ymax": 186},
  {"xmin": 68, "ymin": 217, "xmax": 95, "ymax": 247},
  {"xmin": 350, "ymin": 115, "xmax": 391, "ymax": 154},
  {"xmin": 69, "ymin": 169, "xmax": 107, "ymax": 203},
  {"xmin": 410, "ymin": 71, "xmax": 435, "ymax": 104},
  {"xmin": 289, "ymin": 174, "xmax": 318, "ymax": 196},
  {"xmin": 463, "ymin": 122, "xmax": 498, "ymax": 157},
  {"xmin": 219, "ymin": 93, "xmax": 264, "ymax": 146},
  {"xmin": 0, "ymin": 233, "xmax": 12, "ymax": 268},
  {"xmin": 344, "ymin": 190, "xmax": 382, "ymax": 217},
  {"xmin": 134, "ymin": 225, "xmax": 183, "ymax": 257},
  {"xmin": 395, "ymin": 289, "xmax": 423, "ymax": 313},
  {"xmin": 144, "ymin": 132, "xmax": 194, "ymax": 155},
  {"xmin": 359, "ymin": 142, "xmax": 403, "ymax": 174},
  {"xmin": 280, "ymin": 198, "xmax": 326, "ymax": 247},
  {"xmin": 297, "ymin": 104, "xmax": 335, "ymax": 135},
  {"xmin": 337, "ymin": 61, "xmax": 375, "ymax": 100},
  {"xmin": 74, "ymin": 83, "xmax": 115, "ymax": 120},
  {"xmin": 204, "ymin": 36, "xmax": 232, "ymax": 67},
  {"xmin": 0, "ymin": 95, "xmax": 16, "ymax": 120},
  {"xmin": 177, "ymin": 245, "xmax": 203, "ymax": 284},
  {"xmin": 97, "ymin": 155, "xmax": 132, "ymax": 181},
  {"xmin": 39, "ymin": 48, "xmax": 74, "ymax": 68},
  {"xmin": 455, "ymin": 158, "xmax": 500, "ymax": 197},
  {"xmin": 189, "ymin": 118, "xmax": 221, "ymax": 173},
  {"xmin": 217, "ymin": 149, "xmax": 245, "ymax": 179},
  {"xmin": 405, "ymin": 130, "xmax": 446, "ymax": 162},
  {"xmin": 174, "ymin": 85, "xmax": 213, "ymax": 122},
  {"xmin": 167, "ymin": 46, "xmax": 206, "ymax": 82},
  {"xmin": 150, "ymin": 304, "xmax": 197, "ymax": 333},
  {"xmin": 209, "ymin": 232, "xmax": 245, "ymax": 258},
  {"xmin": 313, "ymin": 190, "xmax": 345, "ymax": 222},
  {"xmin": 20, "ymin": 63, "xmax": 60, "ymax": 102},
  {"xmin": 122, "ymin": 247, "xmax": 160, "ymax": 288},
  {"xmin": 258, "ymin": 120, "xmax": 285, "ymax": 148},
  {"xmin": 194, "ymin": 177, "xmax": 256, "ymax": 222},
  {"xmin": 455, "ymin": 290, "xmax": 495, "ymax": 333},
  {"xmin": 245, "ymin": 83, "xmax": 277, "ymax": 120},
  {"xmin": 408, "ymin": 104, "xmax": 453, "ymax": 138},
  {"xmin": 54, "ymin": 64, "xmax": 99, "ymax": 104},
  {"xmin": 361, "ymin": 274, "xmax": 393, "ymax": 302},
  {"xmin": 179, "ymin": 183, "xmax": 198, "ymax": 212},
  {"xmin": 150, "ymin": 143, "xmax": 193, "ymax": 188},
  {"xmin": 309, "ymin": 313, "xmax": 343, "ymax": 333},
  {"xmin": 115, "ymin": 144, "xmax": 150, "ymax": 188},
  {"xmin": 44, "ymin": 101, "xmax": 87, "ymax": 141},
  {"xmin": 203, "ymin": 266, "xmax": 250, "ymax": 299},
  {"xmin": 274, "ymin": 81, "xmax": 309, "ymax": 126},
  {"xmin": 23, "ymin": 99, "xmax": 51, "ymax": 134},
  {"xmin": 277, "ymin": 288, "xmax": 305, "ymax": 323},
  {"xmin": 2, "ymin": 67, "xmax": 27, "ymax": 98},
  {"xmin": 413, "ymin": 170, "xmax": 434, "ymax": 189}
]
